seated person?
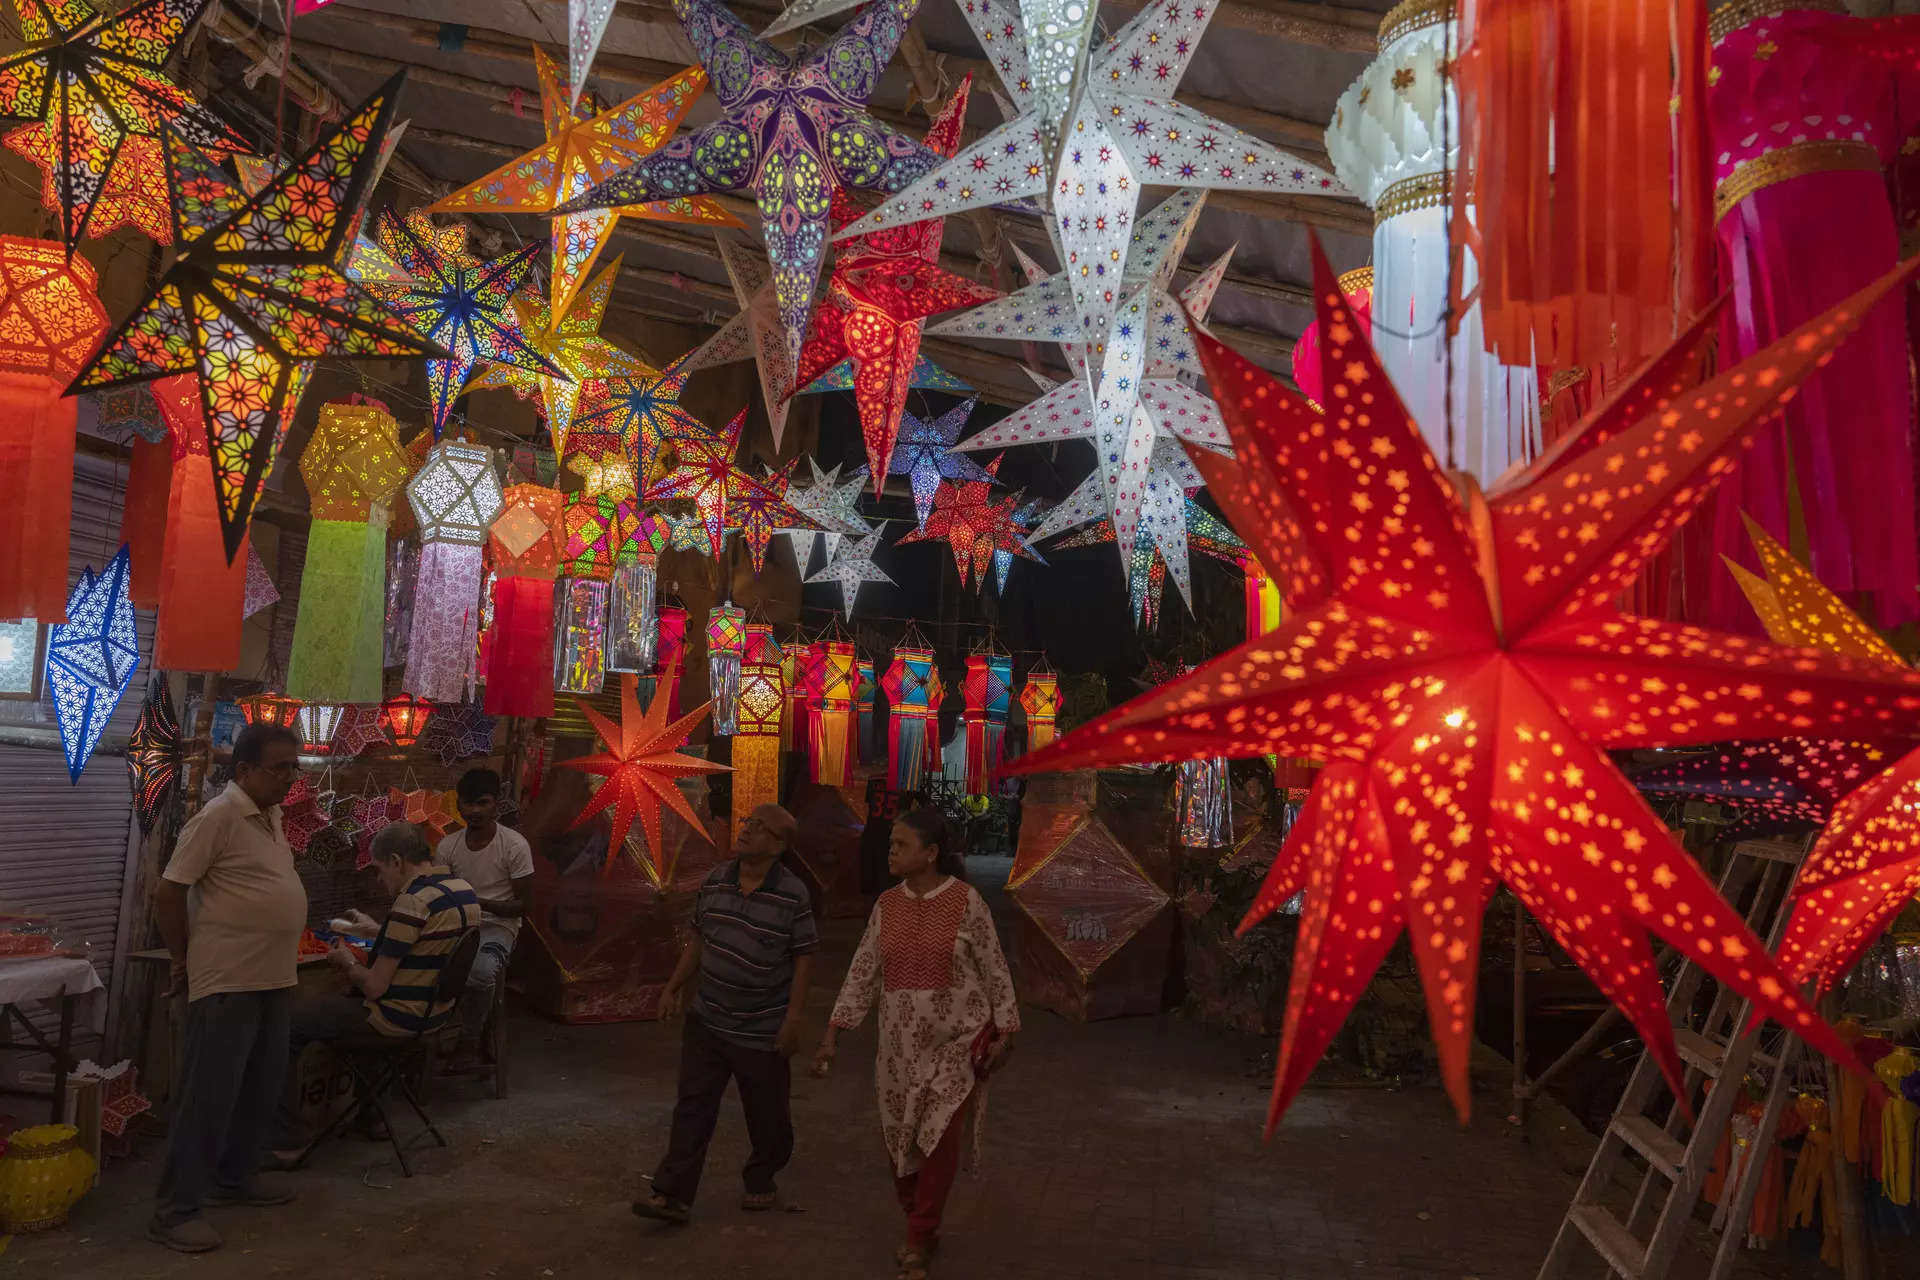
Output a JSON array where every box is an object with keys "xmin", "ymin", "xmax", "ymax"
[
  {"xmin": 436, "ymin": 767, "xmax": 534, "ymax": 1062},
  {"xmin": 272, "ymin": 823, "xmax": 480, "ymax": 1154}
]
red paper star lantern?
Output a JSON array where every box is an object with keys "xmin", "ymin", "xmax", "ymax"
[
  {"xmin": 895, "ymin": 455, "xmax": 1037, "ymax": 591},
  {"xmin": 558, "ymin": 672, "xmax": 727, "ymax": 876},
  {"xmin": 1011, "ymin": 237, "xmax": 1920, "ymax": 1129}
]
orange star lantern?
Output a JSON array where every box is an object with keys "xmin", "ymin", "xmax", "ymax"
[
  {"xmin": 1011, "ymin": 239, "xmax": 1920, "ymax": 1130},
  {"xmin": 558, "ymin": 672, "xmax": 727, "ymax": 876}
]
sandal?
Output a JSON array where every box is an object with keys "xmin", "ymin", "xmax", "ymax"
[
  {"xmin": 741, "ymin": 1191, "xmax": 777, "ymax": 1212},
  {"xmin": 896, "ymin": 1248, "xmax": 931, "ymax": 1280},
  {"xmin": 630, "ymin": 1192, "xmax": 691, "ymax": 1224},
  {"xmin": 894, "ymin": 1240, "xmax": 939, "ymax": 1264}
]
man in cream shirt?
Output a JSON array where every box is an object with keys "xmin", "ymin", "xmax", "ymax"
[
  {"xmin": 150, "ymin": 723, "xmax": 307, "ymax": 1253},
  {"xmin": 436, "ymin": 767, "xmax": 534, "ymax": 1062}
]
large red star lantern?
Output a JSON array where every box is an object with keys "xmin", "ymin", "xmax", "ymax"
[
  {"xmin": 1011, "ymin": 238, "xmax": 1920, "ymax": 1129},
  {"xmin": 558, "ymin": 672, "xmax": 727, "ymax": 876},
  {"xmin": 896, "ymin": 455, "xmax": 1038, "ymax": 591},
  {"xmin": 785, "ymin": 75, "xmax": 1001, "ymax": 490}
]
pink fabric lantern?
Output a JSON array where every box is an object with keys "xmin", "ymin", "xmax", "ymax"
[{"xmin": 1289, "ymin": 267, "xmax": 1372, "ymax": 410}]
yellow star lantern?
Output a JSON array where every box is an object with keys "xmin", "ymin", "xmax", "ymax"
[{"xmin": 567, "ymin": 450, "xmax": 638, "ymax": 501}]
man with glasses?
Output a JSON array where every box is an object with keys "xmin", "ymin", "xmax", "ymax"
[
  {"xmin": 150, "ymin": 723, "xmax": 307, "ymax": 1253},
  {"xmin": 632, "ymin": 803, "xmax": 818, "ymax": 1224}
]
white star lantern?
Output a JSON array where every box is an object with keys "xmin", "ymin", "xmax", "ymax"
[
  {"xmin": 778, "ymin": 458, "xmax": 876, "ymax": 573},
  {"xmin": 569, "ymin": 0, "xmax": 618, "ymax": 110},
  {"xmin": 684, "ymin": 237, "xmax": 795, "ymax": 449},
  {"xmin": 807, "ymin": 528, "xmax": 895, "ymax": 618}
]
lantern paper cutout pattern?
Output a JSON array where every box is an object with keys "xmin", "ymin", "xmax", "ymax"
[
  {"xmin": 485, "ymin": 484, "xmax": 565, "ymax": 717},
  {"xmin": 1697, "ymin": 2, "xmax": 1918, "ymax": 631},
  {"xmin": 706, "ymin": 603, "xmax": 746, "ymax": 737},
  {"xmin": 379, "ymin": 693, "xmax": 432, "ymax": 748},
  {"xmin": 553, "ymin": 576, "xmax": 610, "ymax": 696},
  {"xmin": 881, "ymin": 642, "xmax": 936, "ymax": 791},
  {"xmin": 70, "ymin": 77, "xmax": 440, "ymax": 561},
  {"xmin": 288, "ymin": 403, "xmax": 411, "ymax": 703},
  {"xmin": 0, "ymin": 235, "xmax": 109, "ymax": 622},
  {"xmin": 560, "ymin": 491, "xmax": 631, "ymax": 580},
  {"xmin": 896, "ymin": 456, "xmax": 1037, "ymax": 592},
  {"xmin": 735, "ymin": 659, "xmax": 785, "ymax": 845},
  {"xmin": 295, "ymin": 702, "xmax": 347, "ymax": 755},
  {"xmin": 568, "ymin": 0, "xmax": 617, "ymax": 110},
  {"xmin": 557, "ymin": 672, "xmax": 726, "ymax": 877},
  {"xmin": 46, "ymin": 547, "xmax": 139, "ymax": 782},
  {"xmin": 811, "ymin": 639, "xmax": 857, "ymax": 787},
  {"xmin": 645, "ymin": 406, "xmax": 748, "ymax": 561},
  {"xmin": 678, "ymin": 238, "xmax": 799, "ymax": 450},
  {"xmin": 556, "ymin": 0, "xmax": 944, "ymax": 373},
  {"xmin": 1009, "ymin": 237, "xmax": 1920, "ymax": 1128},
  {"xmin": 0, "ymin": 0, "xmax": 248, "ymax": 248},
  {"xmin": 606, "ymin": 555, "xmax": 659, "ymax": 674},
  {"xmin": 127, "ymin": 676, "xmax": 181, "ymax": 834},
  {"xmin": 403, "ymin": 441, "xmax": 502, "ymax": 702},
  {"xmin": 807, "ymin": 530, "xmax": 893, "ymax": 619},
  {"xmin": 1323, "ymin": 6, "xmax": 1540, "ymax": 486},
  {"xmin": 1047, "ymin": 485, "xmax": 1242, "ymax": 631},
  {"xmin": 854, "ymin": 658, "xmax": 876, "ymax": 766},
  {"xmin": 240, "ymin": 547, "xmax": 278, "ymax": 619},
  {"xmin": 962, "ymin": 652, "xmax": 1011, "ymax": 797},
  {"xmin": 1019, "ymin": 667, "xmax": 1060, "ymax": 755},
  {"xmin": 889, "ymin": 399, "xmax": 994, "ymax": 531},
  {"xmin": 572, "ymin": 352, "xmax": 710, "ymax": 485},
  {"xmin": 5, "ymin": 125, "xmax": 170, "ymax": 245}
]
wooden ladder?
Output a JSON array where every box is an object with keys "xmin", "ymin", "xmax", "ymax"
[{"xmin": 1538, "ymin": 836, "xmax": 1811, "ymax": 1280}]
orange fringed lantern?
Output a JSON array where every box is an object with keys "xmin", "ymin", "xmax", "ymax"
[
  {"xmin": 151, "ymin": 376, "xmax": 249, "ymax": 672},
  {"xmin": 0, "ymin": 236, "xmax": 108, "ymax": 622},
  {"xmin": 734, "ymin": 660, "xmax": 785, "ymax": 844},
  {"xmin": 484, "ymin": 484, "xmax": 565, "ymax": 718}
]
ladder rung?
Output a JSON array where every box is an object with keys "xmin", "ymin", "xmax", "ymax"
[
  {"xmin": 1569, "ymin": 1203, "xmax": 1647, "ymax": 1279},
  {"xmin": 1730, "ymin": 838, "xmax": 1806, "ymax": 864},
  {"xmin": 1674, "ymin": 1027, "xmax": 1725, "ymax": 1077},
  {"xmin": 1611, "ymin": 1113, "xmax": 1686, "ymax": 1181}
]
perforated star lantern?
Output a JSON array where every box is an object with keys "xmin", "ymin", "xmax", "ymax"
[
  {"xmin": 568, "ymin": 0, "xmax": 617, "ymax": 109},
  {"xmin": 4, "ymin": 124, "xmax": 169, "ymax": 243},
  {"xmin": 1010, "ymin": 238, "xmax": 1920, "ymax": 1129},
  {"xmin": 807, "ymin": 527, "xmax": 894, "ymax": 618},
  {"xmin": 729, "ymin": 460, "xmax": 817, "ymax": 576},
  {"xmin": 785, "ymin": 75, "xmax": 1002, "ymax": 488},
  {"xmin": 837, "ymin": 0, "xmax": 1339, "ymax": 391},
  {"xmin": 470, "ymin": 255, "xmax": 649, "ymax": 454},
  {"xmin": 555, "ymin": 0, "xmax": 943, "ymax": 369},
  {"xmin": 1051, "ymin": 489, "xmax": 1244, "ymax": 629},
  {"xmin": 783, "ymin": 458, "xmax": 875, "ymax": 569},
  {"xmin": 364, "ymin": 207, "xmax": 564, "ymax": 436},
  {"xmin": 798, "ymin": 350, "xmax": 968, "ymax": 396},
  {"xmin": 127, "ymin": 675, "xmax": 180, "ymax": 833},
  {"xmin": 682, "ymin": 237, "xmax": 798, "ymax": 449},
  {"xmin": 0, "ymin": 0, "xmax": 247, "ymax": 248},
  {"xmin": 558, "ymin": 672, "xmax": 727, "ymax": 875},
  {"xmin": 571, "ymin": 349, "xmax": 709, "ymax": 483},
  {"xmin": 47, "ymin": 546, "xmax": 139, "ymax": 781},
  {"xmin": 992, "ymin": 497, "xmax": 1046, "ymax": 595},
  {"xmin": 889, "ymin": 397, "xmax": 996, "ymax": 529},
  {"xmin": 429, "ymin": 44, "xmax": 733, "ymax": 326},
  {"xmin": 69, "ymin": 76, "xmax": 440, "ymax": 560},
  {"xmin": 645, "ymin": 405, "xmax": 746, "ymax": 559},
  {"xmin": 896, "ymin": 454, "xmax": 1037, "ymax": 591}
]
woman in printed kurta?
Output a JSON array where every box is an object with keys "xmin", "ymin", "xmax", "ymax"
[{"xmin": 816, "ymin": 808, "xmax": 1020, "ymax": 1280}]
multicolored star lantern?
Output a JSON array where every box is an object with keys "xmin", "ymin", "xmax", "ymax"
[
  {"xmin": 558, "ymin": 671, "xmax": 727, "ymax": 876},
  {"xmin": 1051, "ymin": 491, "xmax": 1244, "ymax": 629},
  {"xmin": 47, "ymin": 546, "xmax": 139, "ymax": 782},
  {"xmin": 644, "ymin": 405, "xmax": 747, "ymax": 560},
  {"xmin": 469, "ymin": 255, "xmax": 648, "ymax": 454},
  {"xmin": 807, "ymin": 528, "xmax": 894, "ymax": 618},
  {"xmin": 729, "ymin": 460, "xmax": 817, "ymax": 577},
  {"xmin": 682, "ymin": 236, "xmax": 798, "ymax": 449},
  {"xmin": 896, "ymin": 454, "xmax": 1037, "ymax": 592},
  {"xmin": 785, "ymin": 75, "xmax": 1002, "ymax": 489},
  {"xmin": 1008, "ymin": 237, "xmax": 1920, "ymax": 1129},
  {"xmin": 797, "ymin": 350, "xmax": 968, "ymax": 397},
  {"xmin": 0, "ymin": 0, "xmax": 247, "ymax": 248},
  {"xmin": 4, "ymin": 124, "xmax": 169, "ymax": 243},
  {"xmin": 571, "ymin": 349, "xmax": 709, "ymax": 482},
  {"xmin": 556, "ymin": 0, "xmax": 942, "ymax": 369},
  {"xmin": 127, "ymin": 675, "xmax": 180, "ymax": 834},
  {"xmin": 364, "ymin": 207, "xmax": 563, "ymax": 437},
  {"xmin": 69, "ymin": 75, "xmax": 441, "ymax": 560},
  {"xmin": 993, "ymin": 497, "xmax": 1046, "ymax": 596},
  {"xmin": 837, "ymin": 0, "xmax": 1339, "ymax": 392},
  {"xmin": 889, "ymin": 397, "xmax": 996, "ymax": 529},
  {"xmin": 429, "ymin": 44, "xmax": 733, "ymax": 327}
]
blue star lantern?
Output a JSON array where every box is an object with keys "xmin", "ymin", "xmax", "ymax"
[
  {"xmin": 889, "ymin": 397, "xmax": 995, "ymax": 530},
  {"xmin": 47, "ymin": 546, "xmax": 140, "ymax": 782}
]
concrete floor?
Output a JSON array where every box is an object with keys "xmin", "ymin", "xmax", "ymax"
[{"xmin": 10, "ymin": 920, "xmax": 1859, "ymax": 1280}]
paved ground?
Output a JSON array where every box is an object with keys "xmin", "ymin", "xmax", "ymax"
[{"xmin": 11, "ymin": 922, "xmax": 1857, "ymax": 1280}]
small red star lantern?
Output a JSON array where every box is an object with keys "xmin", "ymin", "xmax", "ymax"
[
  {"xmin": 1011, "ymin": 236, "xmax": 1920, "ymax": 1130},
  {"xmin": 558, "ymin": 672, "xmax": 728, "ymax": 876},
  {"xmin": 896, "ymin": 455, "xmax": 1037, "ymax": 591}
]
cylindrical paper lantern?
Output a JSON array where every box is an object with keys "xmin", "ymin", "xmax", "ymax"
[
  {"xmin": 650, "ymin": 603, "xmax": 688, "ymax": 718},
  {"xmin": 606, "ymin": 554, "xmax": 658, "ymax": 673},
  {"xmin": 483, "ymin": 484, "xmax": 564, "ymax": 717},
  {"xmin": 811, "ymin": 639, "xmax": 856, "ymax": 786},
  {"xmin": 734, "ymin": 659, "xmax": 785, "ymax": 844},
  {"xmin": 153, "ymin": 405, "xmax": 248, "ymax": 671},
  {"xmin": 705, "ymin": 602, "xmax": 746, "ymax": 736},
  {"xmin": 882, "ymin": 643, "xmax": 937, "ymax": 792},
  {"xmin": 963, "ymin": 653, "xmax": 1012, "ymax": 796},
  {"xmin": 1018, "ymin": 669, "xmax": 1060, "ymax": 754},
  {"xmin": 553, "ymin": 576, "xmax": 610, "ymax": 695},
  {"xmin": 118, "ymin": 437, "xmax": 172, "ymax": 608},
  {"xmin": 403, "ymin": 442, "xmax": 502, "ymax": 703}
]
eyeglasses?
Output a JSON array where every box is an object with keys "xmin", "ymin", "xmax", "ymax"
[{"xmin": 247, "ymin": 760, "xmax": 301, "ymax": 776}]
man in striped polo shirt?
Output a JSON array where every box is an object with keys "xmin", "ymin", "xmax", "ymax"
[{"xmin": 633, "ymin": 804, "xmax": 818, "ymax": 1224}]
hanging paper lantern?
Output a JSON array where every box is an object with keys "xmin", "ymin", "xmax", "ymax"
[
  {"xmin": 796, "ymin": 641, "xmax": 826, "ymax": 768},
  {"xmin": 1289, "ymin": 267, "xmax": 1372, "ymax": 411},
  {"xmin": 705, "ymin": 603, "xmax": 746, "ymax": 737},
  {"xmin": 553, "ymin": 577, "xmax": 610, "ymax": 696},
  {"xmin": 882, "ymin": 641, "xmax": 937, "ymax": 792},
  {"xmin": 237, "ymin": 692, "xmax": 303, "ymax": 730},
  {"xmin": 147, "ymin": 375, "xmax": 249, "ymax": 672},
  {"xmin": 127, "ymin": 677, "xmax": 181, "ymax": 834},
  {"xmin": 735, "ymin": 659, "xmax": 785, "ymax": 844},
  {"xmin": 1019, "ymin": 667, "xmax": 1060, "ymax": 754},
  {"xmin": 289, "ymin": 403, "xmax": 412, "ymax": 703},
  {"xmin": 811, "ymin": 639, "xmax": 856, "ymax": 787},
  {"xmin": 744, "ymin": 622, "xmax": 781, "ymax": 666},
  {"xmin": 651, "ymin": 604, "xmax": 689, "ymax": 719},
  {"xmin": 383, "ymin": 538, "xmax": 419, "ymax": 669},
  {"xmin": 606, "ymin": 555, "xmax": 659, "ymax": 674},
  {"xmin": 484, "ymin": 484, "xmax": 565, "ymax": 718},
  {"xmin": 379, "ymin": 693, "xmax": 433, "ymax": 749},
  {"xmin": 46, "ymin": 548, "xmax": 139, "ymax": 782},
  {"xmin": 295, "ymin": 702, "xmax": 348, "ymax": 755},
  {"xmin": 404, "ymin": 441, "xmax": 503, "ymax": 703},
  {"xmin": 1243, "ymin": 556, "xmax": 1283, "ymax": 642},
  {"xmin": 1175, "ymin": 757, "xmax": 1232, "ymax": 849},
  {"xmin": 0, "ymin": 236, "xmax": 109, "ymax": 623},
  {"xmin": 560, "ymin": 491, "xmax": 626, "ymax": 580},
  {"xmin": 854, "ymin": 658, "xmax": 876, "ymax": 766},
  {"xmin": 962, "ymin": 652, "xmax": 1012, "ymax": 797}
]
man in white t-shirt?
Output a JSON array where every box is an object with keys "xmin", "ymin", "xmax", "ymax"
[{"xmin": 436, "ymin": 767, "xmax": 534, "ymax": 1059}]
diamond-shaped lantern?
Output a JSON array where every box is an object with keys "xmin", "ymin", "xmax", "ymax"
[
  {"xmin": 47, "ymin": 547, "xmax": 139, "ymax": 782},
  {"xmin": 491, "ymin": 484, "xmax": 564, "ymax": 578},
  {"xmin": 407, "ymin": 441, "xmax": 503, "ymax": 545}
]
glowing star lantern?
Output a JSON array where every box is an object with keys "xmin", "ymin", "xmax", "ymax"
[
  {"xmin": 0, "ymin": 0, "xmax": 247, "ymax": 248},
  {"xmin": 403, "ymin": 441, "xmax": 503, "ymax": 703},
  {"xmin": 889, "ymin": 398, "xmax": 995, "ymax": 530},
  {"xmin": 679, "ymin": 237, "xmax": 799, "ymax": 450},
  {"xmin": 1019, "ymin": 664, "xmax": 1060, "ymax": 754},
  {"xmin": 364, "ymin": 208, "xmax": 564, "ymax": 438},
  {"xmin": 992, "ymin": 497, "xmax": 1046, "ymax": 597},
  {"xmin": 4, "ymin": 125, "xmax": 169, "ymax": 244},
  {"xmin": 1324, "ymin": 4, "xmax": 1539, "ymax": 485},
  {"xmin": 809, "ymin": 638, "xmax": 857, "ymax": 787},
  {"xmin": 785, "ymin": 76, "xmax": 1002, "ymax": 488},
  {"xmin": 962, "ymin": 650, "xmax": 1011, "ymax": 797},
  {"xmin": 734, "ymin": 659, "xmax": 785, "ymax": 844},
  {"xmin": 895, "ymin": 455, "xmax": 1037, "ymax": 591},
  {"xmin": 379, "ymin": 692, "xmax": 432, "ymax": 748},
  {"xmin": 430, "ymin": 46, "xmax": 732, "ymax": 331},
  {"xmin": 557, "ymin": 672, "xmax": 727, "ymax": 876},
  {"xmin": 797, "ymin": 350, "xmax": 969, "ymax": 398},
  {"xmin": 46, "ymin": 547, "xmax": 139, "ymax": 781},
  {"xmin": 728, "ymin": 462, "xmax": 816, "ymax": 577},
  {"xmin": 836, "ymin": 0, "xmax": 1340, "ymax": 394},
  {"xmin": 783, "ymin": 459, "xmax": 876, "ymax": 571},
  {"xmin": 807, "ymin": 529, "xmax": 894, "ymax": 619},
  {"xmin": 484, "ymin": 485, "xmax": 565, "ymax": 719},
  {"xmin": 555, "ymin": 0, "xmax": 944, "ymax": 372},
  {"xmin": 127, "ymin": 676, "xmax": 180, "ymax": 833},
  {"xmin": 1008, "ymin": 237, "xmax": 1920, "ymax": 1129},
  {"xmin": 644, "ymin": 405, "xmax": 747, "ymax": 560},
  {"xmin": 69, "ymin": 77, "xmax": 440, "ymax": 561},
  {"xmin": 1049, "ymin": 486, "xmax": 1245, "ymax": 631},
  {"xmin": 0, "ymin": 235, "xmax": 108, "ymax": 622},
  {"xmin": 469, "ymin": 256, "xmax": 650, "ymax": 454},
  {"xmin": 553, "ymin": 575, "xmax": 610, "ymax": 696},
  {"xmin": 706, "ymin": 602, "xmax": 746, "ymax": 737},
  {"xmin": 572, "ymin": 350, "xmax": 710, "ymax": 483},
  {"xmin": 288, "ymin": 403, "xmax": 412, "ymax": 704}
]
